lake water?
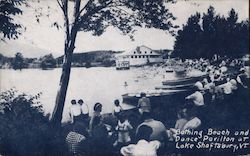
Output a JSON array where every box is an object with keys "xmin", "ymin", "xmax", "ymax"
[{"xmin": 0, "ymin": 66, "xmax": 202, "ymax": 122}]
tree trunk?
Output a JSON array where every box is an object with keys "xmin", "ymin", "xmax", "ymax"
[
  {"xmin": 51, "ymin": 26, "xmax": 79, "ymax": 125},
  {"xmin": 51, "ymin": 47, "xmax": 74, "ymax": 125},
  {"xmin": 51, "ymin": 0, "xmax": 81, "ymax": 125}
]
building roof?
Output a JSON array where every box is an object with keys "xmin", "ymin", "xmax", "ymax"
[{"xmin": 117, "ymin": 45, "xmax": 162, "ymax": 56}]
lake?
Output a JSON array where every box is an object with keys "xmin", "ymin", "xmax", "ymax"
[{"xmin": 0, "ymin": 66, "xmax": 202, "ymax": 122}]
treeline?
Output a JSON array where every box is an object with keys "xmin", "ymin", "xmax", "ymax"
[
  {"xmin": 57, "ymin": 50, "xmax": 120, "ymax": 68},
  {"xmin": 0, "ymin": 53, "xmax": 57, "ymax": 70},
  {"xmin": 173, "ymin": 6, "xmax": 249, "ymax": 59},
  {"xmin": 0, "ymin": 50, "xmax": 121, "ymax": 70}
]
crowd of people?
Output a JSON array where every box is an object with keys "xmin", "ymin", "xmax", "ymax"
[{"xmin": 64, "ymin": 57, "xmax": 249, "ymax": 156}]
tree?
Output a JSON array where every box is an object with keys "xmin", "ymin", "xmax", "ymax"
[
  {"xmin": 173, "ymin": 6, "xmax": 249, "ymax": 59},
  {"xmin": 173, "ymin": 13, "xmax": 202, "ymax": 59},
  {"xmin": 0, "ymin": 0, "xmax": 26, "ymax": 40},
  {"xmin": 50, "ymin": 0, "xmax": 177, "ymax": 125},
  {"xmin": 40, "ymin": 54, "xmax": 57, "ymax": 69},
  {"xmin": 12, "ymin": 52, "xmax": 26, "ymax": 70},
  {"xmin": 0, "ymin": 90, "xmax": 67, "ymax": 156}
]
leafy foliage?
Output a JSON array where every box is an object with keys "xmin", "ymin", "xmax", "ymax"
[
  {"xmin": 40, "ymin": 54, "xmax": 57, "ymax": 69},
  {"xmin": 0, "ymin": 89, "xmax": 68, "ymax": 156},
  {"xmin": 0, "ymin": 0, "xmax": 26, "ymax": 40},
  {"xmin": 77, "ymin": 0, "xmax": 178, "ymax": 37},
  {"xmin": 173, "ymin": 6, "xmax": 249, "ymax": 59},
  {"xmin": 11, "ymin": 52, "xmax": 27, "ymax": 70}
]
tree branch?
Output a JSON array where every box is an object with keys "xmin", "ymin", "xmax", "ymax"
[
  {"xmin": 75, "ymin": 0, "xmax": 113, "ymax": 25},
  {"xmin": 56, "ymin": 0, "xmax": 63, "ymax": 11},
  {"xmin": 62, "ymin": 0, "xmax": 70, "ymax": 55},
  {"xmin": 77, "ymin": 0, "xmax": 94, "ymax": 18}
]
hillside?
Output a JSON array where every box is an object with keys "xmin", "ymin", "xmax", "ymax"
[{"xmin": 56, "ymin": 50, "xmax": 123, "ymax": 67}]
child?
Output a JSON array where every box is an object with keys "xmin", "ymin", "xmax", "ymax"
[
  {"xmin": 115, "ymin": 113, "xmax": 133, "ymax": 149},
  {"xmin": 113, "ymin": 99, "xmax": 123, "ymax": 118}
]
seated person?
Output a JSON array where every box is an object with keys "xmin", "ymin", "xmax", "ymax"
[
  {"xmin": 66, "ymin": 122, "xmax": 89, "ymax": 155},
  {"xmin": 185, "ymin": 82, "xmax": 204, "ymax": 106},
  {"xmin": 121, "ymin": 125, "xmax": 160, "ymax": 156},
  {"xmin": 167, "ymin": 109, "xmax": 188, "ymax": 140},
  {"xmin": 168, "ymin": 108, "xmax": 201, "ymax": 140},
  {"xmin": 136, "ymin": 112, "xmax": 166, "ymax": 144}
]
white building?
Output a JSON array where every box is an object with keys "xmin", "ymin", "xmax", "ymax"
[{"xmin": 116, "ymin": 46, "xmax": 163, "ymax": 67}]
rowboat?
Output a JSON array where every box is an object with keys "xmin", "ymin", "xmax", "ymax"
[
  {"xmin": 162, "ymin": 74, "xmax": 208, "ymax": 86},
  {"xmin": 122, "ymin": 89, "xmax": 190, "ymax": 107},
  {"xmin": 155, "ymin": 83, "xmax": 194, "ymax": 90}
]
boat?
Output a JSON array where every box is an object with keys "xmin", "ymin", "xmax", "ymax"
[
  {"xmin": 165, "ymin": 67, "xmax": 174, "ymax": 73},
  {"xmin": 174, "ymin": 68, "xmax": 186, "ymax": 76},
  {"xmin": 122, "ymin": 89, "xmax": 190, "ymax": 107},
  {"xmin": 162, "ymin": 74, "xmax": 208, "ymax": 86},
  {"xmin": 155, "ymin": 83, "xmax": 194, "ymax": 90}
]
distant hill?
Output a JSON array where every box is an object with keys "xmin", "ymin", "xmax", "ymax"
[
  {"xmin": 57, "ymin": 50, "xmax": 123, "ymax": 67},
  {"xmin": 0, "ymin": 53, "xmax": 12, "ymax": 67},
  {"xmin": 0, "ymin": 42, "xmax": 51, "ymax": 58}
]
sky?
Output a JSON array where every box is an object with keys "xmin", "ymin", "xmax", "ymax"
[{"xmin": 0, "ymin": 0, "xmax": 249, "ymax": 58}]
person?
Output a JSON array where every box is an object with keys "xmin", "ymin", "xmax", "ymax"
[
  {"xmin": 89, "ymin": 117, "xmax": 113, "ymax": 156},
  {"xmin": 237, "ymin": 68, "xmax": 249, "ymax": 88},
  {"xmin": 203, "ymin": 77, "xmax": 214, "ymax": 90},
  {"xmin": 113, "ymin": 99, "xmax": 123, "ymax": 118},
  {"xmin": 167, "ymin": 109, "xmax": 188, "ymax": 140},
  {"xmin": 66, "ymin": 122, "xmax": 89, "ymax": 156},
  {"xmin": 185, "ymin": 82, "xmax": 205, "ymax": 106},
  {"xmin": 174, "ymin": 109, "xmax": 188, "ymax": 131},
  {"xmin": 182, "ymin": 108, "xmax": 201, "ymax": 130},
  {"xmin": 136, "ymin": 112, "xmax": 166, "ymax": 144},
  {"xmin": 137, "ymin": 92, "xmax": 151, "ymax": 114},
  {"xmin": 89, "ymin": 103, "xmax": 102, "ymax": 136},
  {"xmin": 213, "ymin": 70, "xmax": 223, "ymax": 86},
  {"xmin": 69, "ymin": 99, "xmax": 82, "ymax": 123},
  {"xmin": 221, "ymin": 78, "xmax": 234, "ymax": 95},
  {"xmin": 121, "ymin": 125, "xmax": 160, "ymax": 156},
  {"xmin": 78, "ymin": 99, "xmax": 89, "ymax": 120},
  {"xmin": 115, "ymin": 113, "xmax": 133, "ymax": 148}
]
